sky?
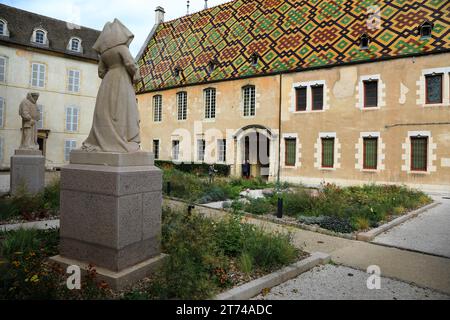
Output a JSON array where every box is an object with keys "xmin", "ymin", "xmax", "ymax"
[{"xmin": 0, "ymin": 0, "xmax": 231, "ymax": 56}]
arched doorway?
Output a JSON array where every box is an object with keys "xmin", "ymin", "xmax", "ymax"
[{"xmin": 233, "ymin": 125, "xmax": 276, "ymax": 180}]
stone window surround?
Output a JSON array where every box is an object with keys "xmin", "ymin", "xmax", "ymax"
[
  {"xmin": 281, "ymin": 133, "xmax": 301, "ymax": 169},
  {"xmin": 68, "ymin": 37, "xmax": 83, "ymax": 53},
  {"xmin": 65, "ymin": 105, "xmax": 80, "ymax": 133},
  {"xmin": 152, "ymin": 94, "xmax": 162, "ymax": 123},
  {"xmin": 0, "ymin": 18, "xmax": 10, "ymax": 37},
  {"xmin": 401, "ymin": 131, "xmax": 437, "ymax": 174},
  {"xmin": 355, "ymin": 74, "xmax": 386, "ymax": 110},
  {"xmin": 30, "ymin": 62, "xmax": 47, "ymax": 88},
  {"xmin": 355, "ymin": 132, "xmax": 386, "ymax": 172},
  {"xmin": 0, "ymin": 55, "xmax": 7, "ymax": 83},
  {"xmin": 67, "ymin": 68, "xmax": 81, "ymax": 93},
  {"xmin": 290, "ymin": 80, "xmax": 330, "ymax": 113},
  {"xmin": 416, "ymin": 67, "xmax": 450, "ymax": 107},
  {"xmin": 176, "ymin": 91, "xmax": 188, "ymax": 121},
  {"xmin": 314, "ymin": 132, "xmax": 341, "ymax": 170},
  {"xmin": 31, "ymin": 27, "xmax": 49, "ymax": 46},
  {"xmin": 203, "ymin": 87, "xmax": 217, "ymax": 121}
]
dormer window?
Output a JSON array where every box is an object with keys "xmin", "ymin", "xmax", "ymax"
[
  {"xmin": 68, "ymin": 37, "xmax": 82, "ymax": 53},
  {"xmin": 250, "ymin": 53, "xmax": 260, "ymax": 66},
  {"xmin": 208, "ymin": 60, "xmax": 217, "ymax": 73},
  {"xmin": 360, "ymin": 34, "xmax": 370, "ymax": 50},
  {"xmin": 0, "ymin": 19, "xmax": 9, "ymax": 37},
  {"xmin": 174, "ymin": 66, "xmax": 182, "ymax": 78},
  {"xmin": 32, "ymin": 28, "xmax": 48, "ymax": 45},
  {"xmin": 419, "ymin": 21, "xmax": 433, "ymax": 39}
]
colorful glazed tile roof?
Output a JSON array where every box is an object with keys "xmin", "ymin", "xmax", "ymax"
[{"xmin": 136, "ymin": 0, "xmax": 450, "ymax": 93}]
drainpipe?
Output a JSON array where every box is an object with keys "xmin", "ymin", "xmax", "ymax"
[{"xmin": 277, "ymin": 73, "xmax": 283, "ymax": 218}]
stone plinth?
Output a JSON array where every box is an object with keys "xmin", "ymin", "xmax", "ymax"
[
  {"xmin": 10, "ymin": 149, "xmax": 45, "ymax": 195},
  {"xmin": 51, "ymin": 151, "xmax": 165, "ymax": 290}
]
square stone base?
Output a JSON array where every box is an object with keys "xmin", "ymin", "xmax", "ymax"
[
  {"xmin": 49, "ymin": 253, "xmax": 168, "ymax": 291},
  {"xmin": 10, "ymin": 152, "xmax": 45, "ymax": 195}
]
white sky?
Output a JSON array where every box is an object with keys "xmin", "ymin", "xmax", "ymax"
[{"xmin": 0, "ymin": 0, "xmax": 231, "ymax": 56}]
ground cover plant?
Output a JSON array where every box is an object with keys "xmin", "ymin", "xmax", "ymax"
[
  {"xmin": 231, "ymin": 183, "xmax": 432, "ymax": 233},
  {"xmin": 0, "ymin": 179, "xmax": 60, "ymax": 223},
  {"xmin": 0, "ymin": 209, "xmax": 301, "ymax": 300}
]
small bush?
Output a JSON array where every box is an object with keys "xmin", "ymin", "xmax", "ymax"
[
  {"xmin": 239, "ymin": 252, "xmax": 253, "ymax": 275},
  {"xmin": 243, "ymin": 198, "xmax": 274, "ymax": 215}
]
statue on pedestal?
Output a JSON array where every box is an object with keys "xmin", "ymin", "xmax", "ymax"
[
  {"xmin": 19, "ymin": 92, "xmax": 40, "ymax": 151},
  {"xmin": 82, "ymin": 18, "xmax": 141, "ymax": 153}
]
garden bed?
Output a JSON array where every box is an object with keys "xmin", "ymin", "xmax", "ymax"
[{"xmin": 0, "ymin": 208, "xmax": 304, "ymax": 300}]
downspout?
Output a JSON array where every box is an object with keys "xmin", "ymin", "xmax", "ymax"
[{"xmin": 277, "ymin": 73, "xmax": 282, "ymax": 187}]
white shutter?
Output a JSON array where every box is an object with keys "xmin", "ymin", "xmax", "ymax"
[
  {"xmin": 0, "ymin": 57, "xmax": 6, "ymax": 82},
  {"xmin": 0, "ymin": 97, "xmax": 4, "ymax": 128},
  {"xmin": 72, "ymin": 107, "xmax": 78, "ymax": 131},
  {"xmin": 38, "ymin": 64, "xmax": 45, "ymax": 87},
  {"xmin": 37, "ymin": 104, "xmax": 43, "ymax": 129},
  {"xmin": 0, "ymin": 137, "xmax": 3, "ymax": 162}
]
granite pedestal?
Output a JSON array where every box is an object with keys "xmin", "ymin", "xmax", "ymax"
[
  {"xmin": 10, "ymin": 149, "xmax": 45, "ymax": 195},
  {"xmin": 50, "ymin": 150, "xmax": 166, "ymax": 290}
]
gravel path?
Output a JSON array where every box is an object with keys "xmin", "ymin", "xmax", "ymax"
[
  {"xmin": 373, "ymin": 196, "xmax": 450, "ymax": 258},
  {"xmin": 253, "ymin": 264, "xmax": 450, "ymax": 300}
]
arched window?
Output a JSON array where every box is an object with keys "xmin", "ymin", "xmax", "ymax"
[
  {"xmin": 360, "ymin": 34, "xmax": 370, "ymax": 50},
  {"xmin": 419, "ymin": 21, "xmax": 433, "ymax": 39},
  {"xmin": 69, "ymin": 37, "xmax": 82, "ymax": 52},
  {"xmin": 174, "ymin": 66, "xmax": 182, "ymax": 78},
  {"xmin": 0, "ymin": 19, "xmax": 9, "ymax": 37},
  {"xmin": 208, "ymin": 60, "xmax": 217, "ymax": 73},
  {"xmin": 250, "ymin": 53, "xmax": 260, "ymax": 66},
  {"xmin": 32, "ymin": 28, "xmax": 48, "ymax": 45}
]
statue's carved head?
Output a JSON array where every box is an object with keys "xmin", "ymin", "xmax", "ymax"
[{"xmin": 27, "ymin": 92, "xmax": 40, "ymax": 104}]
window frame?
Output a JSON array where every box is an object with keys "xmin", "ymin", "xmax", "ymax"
[
  {"xmin": 321, "ymin": 137, "xmax": 335, "ymax": 168},
  {"xmin": 67, "ymin": 69, "xmax": 81, "ymax": 93},
  {"xmin": 425, "ymin": 74, "xmax": 443, "ymax": 105},
  {"xmin": 152, "ymin": 95, "xmax": 162, "ymax": 122},
  {"xmin": 295, "ymin": 86, "xmax": 307, "ymax": 112},
  {"xmin": 217, "ymin": 139, "xmax": 226, "ymax": 163},
  {"xmin": 204, "ymin": 88, "xmax": 216, "ymax": 119},
  {"xmin": 0, "ymin": 19, "xmax": 6, "ymax": 36},
  {"xmin": 31, "ymin": 62, "xmax": 46, "ymax": 88},
  {"xmin": 64, "ymin": 139, "xmax": 77, "ymax": 162},
  {"xmin": 410, "ymin": 136, "xmax": 428, "ymax": 172},
  {"xmin": 311, "ymin": 84, "xmax": 324, "ymax": 111},
  {"xmin": 197, "ymin": 139, "xmax": 206, "ymax": 162},
  {"xmin": 172, "ymin": 140, "xmax": 180, "ymax": 161},
  {"xmin": 363, "ymin": 79, "xmax": 378, "ymax": 108},
  {"xmin": 242, "ymin": 85, "xmax": 256, "ymax": 117},
  {"xmin": 36, "ymin": 104, "xmax": 44, "ymax": 129},
  {"xmin": 0, "ymin": 97, "xmax": 4, "ymax": 128},
  {"xmin": 284, "ymin": 138, "xmax": 297, "ymax": 167},
  {"xmin": 32, "ymin": 28, "xmax": 48, "ymax": 45},
  {"xmin": 176, "ymin": 91, "xmax": 187, "ymax": 121},
  {"xmin": 0, "ymin": 55, "xmax": 7, "ymax": 83},
  {"xmin": 152, "ymin": 139, "xmax": 160, "ymax": 160},
  {"xmin": 69, "ymin": 37, "xmax": 82, "ymax": 52},
  {"xmin": 363, "ymin": 137, "xmax": 378, "ymax": 170},
  {"xmin": 65, "ymin": 106, "xmax": 79, "ymax": 132}
]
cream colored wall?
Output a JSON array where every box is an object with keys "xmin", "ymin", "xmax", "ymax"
[
  {"xmin": 0, "ymin": 45, "xmax": 100, "ymax": 169},
  {"xmin": 138, "ymin": 53, "xmax": 450, "ymax": 192}
]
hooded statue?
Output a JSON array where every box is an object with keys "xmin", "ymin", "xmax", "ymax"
[
  {"xmin": 82, "ymin": 19, "xmax": 141, "ymax": 153},
  {"xmin": 19, "ymin": 92, "xmax": 40, "ymax": 150}
]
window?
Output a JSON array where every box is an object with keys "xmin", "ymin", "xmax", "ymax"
[
  {"xmin": 197, "ymin": 139, "xmax": 205, "ymax": 162},
  {"xmin": 31, "ymin": 63, "xmax": 46, "ymax": 88},
  {"xmin": 153, "ymin": 95, "xmax": 162, "ymax": 122},
  {"xmin": 0, "ymin": 137, "xmax": 3, "ymax": 162},
  {"xmin": 208, "ymin": 60, "xmax": 217, "ymax": 73},
  {"xmin": 153, "ymin": 140, "xmax": 160, "ymax": 160},
  {"xmin": 68, "ymin": 69, "xmax": 80, "ymax": 93},
  {"xmin": 177, "ymin": 92, "xmax": 187, "ymax": 120},
  {"xmin": 243, "ymin": 85, "xmax": 256, "ymax": 117},
  {"xmin": 69, "ymin": 38, "xmax": 81, "ymax": 52},
  {"xmin": 285, "ymin": 138, "xmax": 296, "ymax": 166},
  {"xmin": 218, "ymin": 139, "xmax": 226, "ymax": 163},
  {"xmin": 36, "ymin": 105, "xmax": 44, "ymax": 129},
  {"xmin": 295, "ymin": 87, "xmax": 307, "ymax": 111},
  {"xmin": 321, "ymin": 138, "xmax": 334, "ymax": 168},
  {"xmin": 0, "ymin": 56, "xmax": 6, "ymax": 82},
  {"xmin": 33, "ymin": 29, "xmax": 47, "ymax": 45},
  {"xmin": 174, "ymin": 66, "xmax": 182, "ymax": 78},
  {"xmin": 172, "ymin": 140, "xmax": 180, "ymax": 160},
  {"xmin": 360, "ymin": 34, "xmax": 370, "ymax": 49},
  {"xmin": 425, "ymin": 74, "xmax": 443, "ymax": 104},
  {"xmin": 311, "ymin": 85, "xmax": 324, "ymax": 110},
  {"xmin": 364, "ymin": 80, "xmax": 378, "ymax": 107},
  {"xmin": 65, "ymin": 106, "xmax": 79, "ymax": 132},
  {"xmin": 204, "ymin": 88, "xmax": 216, "ymax": 119},
  {"xmin": 411, "ymin": 137, "xmax": 428, "ymax": 171},
  {"xmin": 419, "ymin": 21, "xmax": 433, "ymax": 39},
  {"xmin": 64, "ymin": 140, "xmax": 77, "ymax": 162},
  {"xmin": 0, "ymin": 20, "xmax": 5, "ymax": 36},
  {"xmin": 250, "ymin": 53, "xmax": 259, "ymax": 66},
  {"xmin": 0, "ymin": 97, "xmax": 4, "ymax": 128},
  {"xmin": 363, "ymin": 137, "xmax": 378, "ymax": 169}
]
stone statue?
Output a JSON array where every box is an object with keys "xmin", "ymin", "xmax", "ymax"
[
  {"xmin": 82, "ymin": 19, "xmax": 141, "ymax": 153},
  {"xmin": 19, "ymin": 92, "xmax": 40, "ymax": 150}
]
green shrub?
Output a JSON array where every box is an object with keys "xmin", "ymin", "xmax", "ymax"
[
  {"xmin": 243, "ymin": 197, "xmax": 274, "ymax": 215},
  {"xmin": 239, "ymin": 252, "xmax": 253, "ymax": 275}
]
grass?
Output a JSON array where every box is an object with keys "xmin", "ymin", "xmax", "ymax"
[
  {"xmin": 0, "ymin": 179, "xmax": 60, "ymax": 222},
  {"xmin": 0, "ymin": 208, "xmax": 301, "ymax": 300}
]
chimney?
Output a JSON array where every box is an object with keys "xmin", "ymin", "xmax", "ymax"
[
  {"xmin": 205, "ymin": 0, "xmax": 208, "ymax": 9},
  {"xmin": 155, "ymin": 6, "xmax": 165, "ymax": 25}
]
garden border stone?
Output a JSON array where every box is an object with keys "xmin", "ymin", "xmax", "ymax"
[
  {"xmin": 356, "ymin": 201, "xmax": 440, "ymax": 242},
  {"xmin": 214, "ymin": 252, "xmax": 330, "ymax": 300}
]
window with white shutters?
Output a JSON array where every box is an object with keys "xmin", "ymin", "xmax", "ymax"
[
  {"xmin": 218, "ymin": 139, "xmax": 226, "ymax": 163},
  {"xmin": 0, "ymin": 56, "xmax": 6, "ymax": 82},
  {"xmin": 65, "ymin": 106, "xmax": 79, "ymax": 132},
  {"xmin": 64, "ymin": 140, "xmax": 77, "ymax": 162},
  {"xmin": 31, "ymin": 63, "xmax": 46, "ymax": 88},
  {"xmin": 0, "ymin": 97, "xmax": 4, "ymax": 128},
  {"xmin": 68, "ymin": 69, "xmax": 80, "ymax": 92},
  {"xmin": 37, "ymin": 105, "xmax": 44, "ymax": 129}
]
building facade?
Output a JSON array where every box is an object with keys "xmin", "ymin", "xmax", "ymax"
[
  {"xmin": 0, "ymin": 4, "xmax": 100, "ymax": 169},
  {"xmin": 136, "ymin": 0, "xmax": 450, "ymax": 193}
]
